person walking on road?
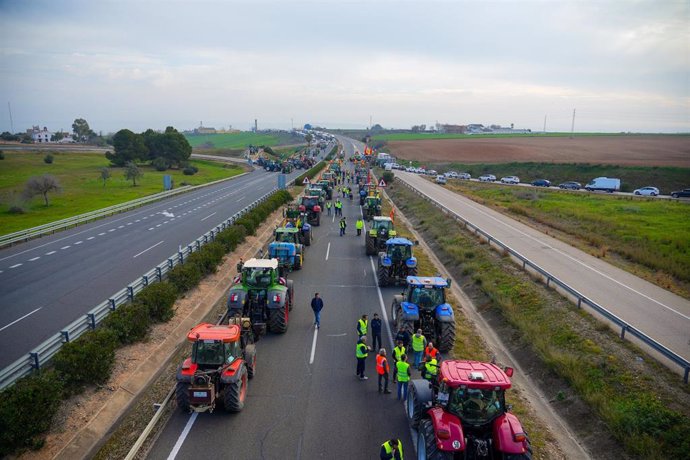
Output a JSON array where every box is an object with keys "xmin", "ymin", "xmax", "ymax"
[
  {"xmin": 357, "ymin": 314, "xmax": 368, "ymax": 339},
  {"xmin": 356, "ymin": 218, "xmax": 364, "ymax": 236},
  {"xmin": 311, "ymin": 292, "xmax": 323, "ymax": 329},
  {"xmin": 396, "ymin": 354, "xmax": 411, "ymax": 400},
  {"xmin": 371, "ymin": 313, "xmax": 382, "ymax": 352},
  {"xmin": 392, "ymin": 340, "xmax": 405, "ymax": 383},
  {"xmin": 380, "ymin": 438, "xmax": 403, "ymax": 460},
  {"xmin": 376, "ymin": 348, "xmax": 391, "ymax": 394},
  {"xmin": 411, "ymin": 329, "xmax": 427, "ymax": 368},
  {"xmin": 335, "ymin": 199, "xmax": 342, "ymax": 216},
  {"xmin": 339, "ymin": 217, "xmax": 347, "ymax": 236},
  {"xmin": 356, "ymin": 336, "xmax": 372, "ymax": 380},
  {"xmin": 326, "ymin": 201, "xmax": 332, "ymax": 216}
]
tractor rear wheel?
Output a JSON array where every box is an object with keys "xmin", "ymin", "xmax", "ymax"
[
  {"xmin": 315, "ymin": 214, "xmax": 321, "ymax": 226},
  {"xmin": 378, "ymin": 264, "xmax": 389, "ymax": 287},
  {"xmin": 304, "ymin": 231, "xmax": 311, "ymax": 246},
  {"xmin": 407, "ymin": 383, "xmax": 423, "ymax": 428},
  {"xmin": 438, "ymin": 322, "xmax": 456, "ymax": 353},
  {"xmin": 365, "ymin": 235, "xmax": 376, "ymax": 255},
  {"xmin": 287, "ymin": 281, "xmax": 294, "ymax": 310},
  {"xmin": 223, "ymin": 365, "xmax": 248, "ymax": 412},
  {"xmin": 268, "ymin": 305, "xmax": 288, "ymax": 333},
  {"xmin": 175, "ymin": 382, "xmax": 190, "ymax": 412},
  {"xmin": 418, "ymin": 419, "xmax": 453, "ymax": 460},
  {"xmin": 244, "ymin": 344, "xmax": 257, "ymax": 379}
]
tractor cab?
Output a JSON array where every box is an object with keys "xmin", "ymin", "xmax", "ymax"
[
  {"xmin": 384, "ymin": 238, "xmax": 413, "ymax": 262},
  {"xmin": 188, "ymin": 323, "xmax": 242, "ymax": 370},
  {"xmin": 405, "ymin": 276, "xmax": 449, "ymax": 309},
  {"xmin": 241, "ymin": 258, "xmax": 280, "ymax": 288},
  {"xmin": 300, "ymin": 196, "xmax": 321, "ymax": 211},
  {"xmin": 274, "ymin": 227, "xmax": 300, "ymax": 244},
  {"xmin": 369, "ymin": 216, "xmax": 395, "ymax": 238}
]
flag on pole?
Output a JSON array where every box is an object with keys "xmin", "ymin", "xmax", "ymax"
[{"xmin": 389, "ymin": 207, "xmax": 395, "ymax": 222}]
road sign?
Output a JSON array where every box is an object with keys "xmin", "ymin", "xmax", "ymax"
[
  {"xmin": 378, "ymin": 179, "xmax": 386, "ymax": 187},
  {"xmin": 302, "ymin": 177, "xmax": 310, "ymax": 185}
]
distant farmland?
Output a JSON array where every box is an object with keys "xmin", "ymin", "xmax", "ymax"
[{"xmin": 185, "ymin": 132, "xmax": 303, "ymax": 149}]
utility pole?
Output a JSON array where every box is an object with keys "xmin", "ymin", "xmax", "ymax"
[
  {"xmin": 8, "ymin": 102, "xmax": 14, "ymax": 132},
  {"xmin": 369, "ymin": 115, "xmax": 372, "ymax": 130},
  {"xmin": 570, "ymin": 109, "xmax": 576, "ymax": 138},
  {"xmin": 543, "ymin": 115, "xmax": 547, "ymax": 133},
  {"xmin": 291, "ymin": 118, "xmax": 293, "ymax": 130}
]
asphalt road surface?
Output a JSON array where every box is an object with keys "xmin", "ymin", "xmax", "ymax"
[
  {"xmin": 396, "ymin": 171, "xmax": 690, "ymax": 368},
  {"xmin": 147, "ymin": 141, "xmax": 417, "ymax": 460},
  {"xmin": 0, "ymin": 149, "xmax": 329, "ymax": 369}
]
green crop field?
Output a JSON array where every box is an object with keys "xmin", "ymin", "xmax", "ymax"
[
  {"xmin": 185, "ymin": 131, "xmax": 302, "ymax": 149},
  {"xmin": 444, "ymin": 180, "xmax": 690, "ymax": 293},
  {"xmin": 0, "ymin": 151, "xmax": 243, "ymax": 235}
]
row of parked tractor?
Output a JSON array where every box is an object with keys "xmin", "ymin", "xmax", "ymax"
[
  {"xmin": 255, "ymin": 153, "xmax": 317, "ymax": 173},
  {"xmin": 174, "ymin": 160, "xmax": 342, "ymax": 415}
]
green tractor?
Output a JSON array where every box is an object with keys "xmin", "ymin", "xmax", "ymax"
[
  {"xmin": 364, "ymin": 195, "xmax": 382, "ymax": 221},
  {"xmin": 365, "ymin": 216, "xmax": 395, "ymax": 255},
  {"xmin": 227, "ymin": 258, "xmax": 294, "ymax": 335},
  {"xmin": 377, "ymin": 238, "xmax": 418, "ymax": 286}
]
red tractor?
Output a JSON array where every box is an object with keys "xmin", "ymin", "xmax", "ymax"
[
  {"xmin": 407, "ymin": 360, "xmax": 532, "ymax": 459},
  {"xmin": 175, "ymin": 319, "xmax": 256, "ymax": 413},
  {"xmin": 299, "ymin": 195, "xmax": 322, "ymax": 226}
]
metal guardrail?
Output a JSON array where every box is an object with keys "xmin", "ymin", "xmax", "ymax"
[
  {"xmin": 397, "ymin": 177, "xmax": 690, "ymax": 383},
  {"xmin": 0, "ymin": 174, "xmax": 247, "ymax": 248},
  {"xmin": 0, "ymin": 181, "xmax": 292, "ymax": 390}
]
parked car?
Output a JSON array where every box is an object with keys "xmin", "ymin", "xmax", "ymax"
[
  {"xmin": 458, "ymin": 172, "xmax": 471, "ymax": 180},
  {"xmin": 585, "ymin": 177, "xmax": 621, "ymax": 193},
  {"xmin": 558, "ymin": 181, "xmax": 581, "ymax": 190},
  {"xmin": 633, "ymin": 186, "xmax": 660, "ymax": 196},
  {"xmin": 500, "ymin": 176, "xmax": 520, "ymax": 184},
  {"xmin": 479, "ymin": 174, "xmax": 496, "ymax": 182},
  {"xmin": 531, "ymin": 179, "xmax": 551, "ymax": 187},
  {"xmin": 435, "ymin": 175, "xmax": 447, "ymax": 185},
  {"xmin": 670, "ymin": 188, "xmax": 690, "ymax": 198},
  {"xmin": 445, "ymin": 171, "xmax": 458, "ymax": 178}
]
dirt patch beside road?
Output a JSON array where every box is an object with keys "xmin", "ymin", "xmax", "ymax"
[{"xmin": 388, "ymin": 135, "xmax": 690, "ymax": 167}]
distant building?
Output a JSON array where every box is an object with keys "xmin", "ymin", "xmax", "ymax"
[
  {"xmin": 28, "ymin": 125, "xmax": 52, "ymax": 143},
  {"xmin": 439, "ymin": 124, "xmax": 467, "ymax": 134}
]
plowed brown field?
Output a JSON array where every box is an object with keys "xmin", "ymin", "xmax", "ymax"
[{"xmin": 388, "ymin": 135, "xmax": 690, "ymax": 167}]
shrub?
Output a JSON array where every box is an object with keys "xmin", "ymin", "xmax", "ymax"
[
  {"xmin": 0, "ymin": 370, "xmax": 64, "ymax": 456},
  {"xmin": 43, "ymin": 154, "xmax": 54, "ymax": 164},
  {"xmin": 0, "ymin": 150, "xmax": 4, "ymax": 160},
  {"xmin": 152, "ymin": 156, "xmax": 169, "ymax": 171},
  {"xmin": 183, "ymin": 166, "xmax": 197, "ymax": 175},
  {"xmin": 216, "ymin": 225, "xmax": 247, "ymax": 252},
  {"xmin": 53, "ymin": 328, "xmax": 118, "ymax": 391},
  {"xmin": 382, "ymin": 171, "xmax": 394, "ymax": 185},
  {"xmin": 101, "ymin": 301, "xmax": 150, "ymax": 344},
  {"xmin": 8, "ymin": 205, "xmax": 24, "ymax": 214},
  {"xmin": 235, "ymin": 216, "xmax": 257, "ymax": 235},
  {"xmin": 167, "ymin": 262, "xmax": 202, "ymax": 294},
  {"xmin": 186, "ymin": 242, "xmax": 225, "ymax": 276},
  {"xmin": 136, "ymin": 282, "xmax": 178, "ymax": 322}
]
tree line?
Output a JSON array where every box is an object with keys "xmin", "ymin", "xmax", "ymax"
[{"xmin": 106, "ymin": 126, "xmax": 191, "ymax": 169}]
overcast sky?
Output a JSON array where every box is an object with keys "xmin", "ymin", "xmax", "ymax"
[{"xmin": 1, "ymin": 0, "xmax": 688, "ymax": 134}]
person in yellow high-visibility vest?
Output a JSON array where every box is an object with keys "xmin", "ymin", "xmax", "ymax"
[
  {"xmin": 356, "ymin": 336, "xmax": 372, "ymax": 380},
  {"xmin": 396, "ymin": 354, "xmax": 411, "ymax": 401},
  {"xmin": 411, "ymin": 329, "xmax": 427, "ymax": 368},
  {"xmin": 392, "ymin": 340, "xmax": 405, "ymax": 383},
  {"xmin": 356, "ymin": 314, "xmax": 368, "ymax": 338},
  {"xmin": 379, "ymin": 438, "xmax": 403, "ymax": 460},
  {"xmin": 356, "ymin": 218, "xmax": 364, "ymax": 236}
]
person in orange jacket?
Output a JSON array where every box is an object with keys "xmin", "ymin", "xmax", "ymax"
[{"xmin": 376, "ymin": 348, "xmax": 391, "ymax": 394}]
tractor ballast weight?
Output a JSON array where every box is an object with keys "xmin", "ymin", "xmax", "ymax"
[
  {"xmin": 175, "ymin": 322, "xmax": 257, "ymax": 413},
  {"xmin": 407, "ymin": 360, "xmax": 532, "ymax": 459},
  {"xmin": 365, "ymin": 216, "xmax": 396, "ymax": 255},
  {"xmin": 227, "ymin": 258, "xmax": 293, "ymax": 336},
  {"xmin": 391, "ymin": 276, "xmax": 456, "ymax": 352},
  {"xmin": 377, "ymin": 238, "xmax": 417, "ymax": 286}
]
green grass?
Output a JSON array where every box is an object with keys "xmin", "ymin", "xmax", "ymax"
[
  {"xmin": 185, "ymin": 131, "xmax": 302, "ymax": 149},
  {"xmin": 387, "ymin": 183, "xmax": 690, "ymax": 459},
  {"xmin": 0, "ymin": 151, "xmax": 243, "ymax": 235},
  {"xmin": 443, "ymin": 181, "xmax": 690, "ymax": 290},
  {"xmin": 425, "ymin": 162, "xmax": 690, "ymax": 194}
]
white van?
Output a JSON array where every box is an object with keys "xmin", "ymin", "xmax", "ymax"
[
  {"xmin": 585, "ymin": 177, "xmax": 620, "ymax": 192},
  {"xmin": 435, "ymin": 175, "xmax": 447, "ymax": 185},
  {"xmin": 384, "ymin": 163, "xmax": 394, "ymax": 171}
]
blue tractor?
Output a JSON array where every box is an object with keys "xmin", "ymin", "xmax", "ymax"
[
  {"xmin": 391, "ymin": 276, "xmax": 456, "ymax": 352},
  {"xmin": 377, "ymin": 238, "xmax": 417, "ymax": 286},
  {"xmin": 268, "ymin": 227, "xmax": 304, "ymax": 277}
]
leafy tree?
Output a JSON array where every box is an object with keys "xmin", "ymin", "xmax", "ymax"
[
  {"xmin": 99, "ymin": 167, "xmax": 111, "ymax": 187},
  {"xmin": 23, "ymin": 175, "xmax": 61, "ymax": 206},
  {"xmin": 124, "ymin": 161, "xmax": 143, "ymax": 186},
  {"xmin": 107, "ymin": 129, "xmax": 148, "ymax": 166},
  {"xmin": 0, "ymin": 132, "xmax": 20, "ymax": 141},
  {"xmin": 72, "ymin": 118, "xmax": 95, "ymax": 143},
  {"xmin": 142, "ymin": 127, "xmax": 191, "ymax": 168},
  {"xmin": 305, "ymin": 133, "xmax": 313, "ymax": 145},
  {"xmin": 50, "ymin": 132, "xmax": 68, "ymax": 142}
]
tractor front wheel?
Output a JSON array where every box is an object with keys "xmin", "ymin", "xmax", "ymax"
[
  {"xmin": 269, "ymin": 305, "xmax": 288, "ymax": 333},
  {"xmin": 223, "ymin": 365, "xmax": 248, "ymax": 412},
  {"xmin": 438, "ymin": 321, "xmax": 456, "ymax": 353},
  {"xmin": 365, "ymin": 235, "xmax": 376, "ymax": 255},
  {"xmin": 175, "ymin": 382, "xmax": 190, "ymax": 412},
  {"xmin": 407, "ymin": 266, "xmax": 418, "ymax": 277},
  {"xmin": 418, "ymin": 419, "xmax": 453, "ymax": 460}
]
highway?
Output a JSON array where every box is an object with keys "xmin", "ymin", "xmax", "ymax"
[
  {"xmin": 146, "ymin": 138, "xmax": 418, "ymax": 460},
  {"xmin": 396, "ymin": 171, "xmax": 690, "ymax": 367},
  {"xmin": 0, "ymin": 150, "xmax": 329, "ymax": 369}
]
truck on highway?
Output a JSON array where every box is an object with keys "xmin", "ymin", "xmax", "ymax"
[{"xmin": 585, "ymin": 177, "xmax": 620, "ymax": 193}]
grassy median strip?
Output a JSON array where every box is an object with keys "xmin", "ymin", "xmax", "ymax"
[
  {"xmin": 386, "ymin": 182, "xmax": 690, "ymax": 459},
  {"xmin": 443, "ymin": 180, "xmax": 690, "ymax": 298}
]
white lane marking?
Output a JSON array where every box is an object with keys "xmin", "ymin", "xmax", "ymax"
[
  {"xmin": 201, "ymin": 212, "xmax": 217, "ymax": 222},
  {"xmin": 326, "ymin": 333, "xmax": 347, "ymax": 337},
  {"xmin": 237, "ymin": 195, "xmax": 246, "ymax": 201},
  {"xmin": 156, "ymin": 224, "xmax": 162, "ymax": 228},
  {"xmin": 28, "ymin": 257, "xmax": 40, "ymax": 262},
  {"xmin": 98, "ymin": 232, "xmax": 106, "ymax": 236},
  {"xmin": 118, "ymin": 225, "xmax": 124, "ymax": 229},
  {"xmin": 74, "ymin": 241, "xmax": 83, "ymax": 245},
  {"xmin": 0, "ymin": 307, "xmax": 42, "ymax": 332},
  {"xmin": 10, "ymin": 263, "xmax": 22, "ymax": 269},
  {"xmin": 127, "ymin": 222, "xmax": 133, "ymax": 225},
  {"xmin": 309, "ymin": 326, "xmax": 319, "ymax": 364},
  {"xmin": 46, "ymin": 251, "xmax": 56, "ymax": 255},
  {"xmin": 407, "ymin": 174, "xmax": 690, "ymax": 322},
  {"xmin": 108, "ymin": 229, "xmax": 116, "ymax": 232},
  {"xmin": 325, "ymin": 242, "xmax": 331, "ymax": 260},
  {"xmin": 135, "ymin": 219, "xmax": 141, "ymax": 222},
  {"xmin": 87, "ymin": 236, "xmax": 95, "ymax": 240},
  {"xmin": 167, "ymin": 412, "xmax": 198, "ymax": 460},
  {"xmin": 133, "ymin": 240, "xmax": 164, "ymax": 258},
  {"xmin": 148, "ymin": 227, "xmax": 154, "ymax": 231},
  {"xmin": 60, "ymin": 246, "xmax": 70, "ymax": 250}
]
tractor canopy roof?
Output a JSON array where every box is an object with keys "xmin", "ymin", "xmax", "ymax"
[
  {"xmin": 276, "ymin": 227, "xmax": 299, "ymax": 234},
  {"xmin": 372, "ymin": 216, "xmax": 392, "ymax": 223},
  {"xmin": 406, "ymin": 276, "xmax": 448, "ymax": 288},
  {"xmin": 386, "ymin": 237, "xmax": 414, "ymax": 246},
  {"xmin": 187, "ymin": 323, "xmax": 241, "ymax": 343},
  {"xmin": 243, "ymin": 258, "xmax": 279, "ymax": 269},
  {"xmin": 440, "ymin": 360, "xmax": 512, "ymax": 390}
]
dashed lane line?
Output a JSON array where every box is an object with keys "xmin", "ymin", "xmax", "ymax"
[
  {"xmin": 133, "ymin": 240, "xmax": 165, "ymax": 258},
  {"xmin": 0, "ymin": 307, "xmax": 42, "ymax": 332},
  {"xmin": 60, "ymin": 245, "xmax": 70, "ymax": 250},
  {"xmin": 9, "ymin": 263, "xmax": 22, "ymax": 269},
  {"xmin": 46, "ymin": 251, "xmax": 56, "ymax": 255},
  {"xmin": 28, "ymin": 257, "xmax": 40, "ymax": 262}
]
